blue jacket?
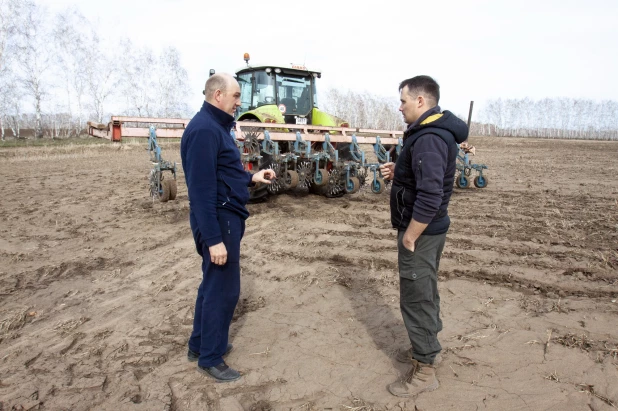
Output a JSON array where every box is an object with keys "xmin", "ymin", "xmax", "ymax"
[
  {"xmin": 180, "ymin": 101, "xmax": 254, "ymax": 247},
  {"xmin": 390, "ymin": 106, "xmax": 468, "ymax": 235}
]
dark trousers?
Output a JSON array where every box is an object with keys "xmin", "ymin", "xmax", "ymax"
[
  {"xmin": 188, "ymin": 208, "xmax": 245, "ymax": 368},
  {"xmin": 397, "ymin": 230, "xmax": 446, "ymax": 365}
]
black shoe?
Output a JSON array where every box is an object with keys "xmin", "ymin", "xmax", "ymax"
[
  {"xmin": 197, "ymin": 362, "xmax": 241, "ymax": 382},
  {"xmin": 187, "ymin": 343, "xmax": 233, "ymax": 362}
]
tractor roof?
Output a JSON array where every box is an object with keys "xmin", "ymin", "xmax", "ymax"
[{"xmin": 235, "ymin": 63, "xmax": 321, "ymax": 76}]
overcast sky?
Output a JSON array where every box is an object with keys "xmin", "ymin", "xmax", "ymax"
[{"xmin": 41, "ymin": 0, "xmax": 618, "ymax": 118}]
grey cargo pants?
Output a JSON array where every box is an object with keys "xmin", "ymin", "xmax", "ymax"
[{"xmin": 397, "ymin": 230, "xmax": 446, "ymax": 365}]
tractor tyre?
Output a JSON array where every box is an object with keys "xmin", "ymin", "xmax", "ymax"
[
  {"xmin": 474, "ymin": 175, "xmax": 488, "ymax": 188},
  {"xmin": 248, "ymin": 171, "xmax": 269, "ymax": 203},
  {"xmin": 336, "ymin": 143, "xmax": 354, "ymax": 161},
  {"xmin": 309, "ymin": 180, "xmax": 346, "ymax": 198}
]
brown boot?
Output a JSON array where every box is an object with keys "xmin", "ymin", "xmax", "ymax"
[
  {"xmin": 388, "ymin": 359, "xmax": 439, "ymax": 397},
  {"xmin": 395, "ymin": 347, "xmax": 442, "ymax": 366}
]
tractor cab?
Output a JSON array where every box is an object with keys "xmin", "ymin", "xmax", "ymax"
[{"xmin": 230, "ymin": 53, "xmax": 346, "ymax": 128}]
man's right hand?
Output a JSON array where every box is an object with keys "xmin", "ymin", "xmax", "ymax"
[
  {"xmin": 252, "ymin": 169, "xmax": 276, "ymax": 184},
  {"xmin": 379, "ymin": 162, "xmax": 395, "ymax": 180},
  {"xmin": 209, "ymin": 242, "xmax": 227, "ymax": 265}
]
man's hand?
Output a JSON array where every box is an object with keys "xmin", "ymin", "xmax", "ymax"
[
  {"xmin": 379, "ymin": 162, "xmax": 395, "ymax": 181},
  {"xmin": 402, "ymin": 231, "xmax": 416, "ymax": 252},
  {"xmin": 252, "ymin": 168, "xmax": 276, "ymax": 184},
  {"xmin": 402, "ymin": 220, "xmax": 428, "ymax": 252},
  {"xmin": 209, "ymin": 242, "xmax": 227, "ymax": 265}
]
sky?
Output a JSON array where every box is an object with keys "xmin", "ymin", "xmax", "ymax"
[{"xmin": 40, "ymin": 0, "xmax": 618, "ymax": 119}]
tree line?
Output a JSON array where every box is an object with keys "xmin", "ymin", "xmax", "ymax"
[
  {"xmin": 0, "ymin": 0, "xmax": 190, "ymax": 140},
  {"xmin": 1, "ymin": 0, "xmax": 617, "ymax": 141},
  {"xmin": 320, "ymin": 92, "xmax": 618, "ymax": 141},
  {"xmin": 472, "ymin": 98, "xmax": 618, "ymax": 140}
]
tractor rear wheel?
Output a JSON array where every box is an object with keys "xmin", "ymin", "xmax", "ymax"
[
  {"xmin": 336, "ymin": 143, "xmax": 354, "ymax": 161},
  {"xmin": 248, "ymin": 170, "xmax": 269, "ymax": 203}
]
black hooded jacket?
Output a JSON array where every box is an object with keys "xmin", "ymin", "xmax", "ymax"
[{"xmin": 390, "ymin": 106, "xmax": 468, "ymax": 235}]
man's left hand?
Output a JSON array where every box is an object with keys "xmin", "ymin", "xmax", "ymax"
[
  {"xmin": 402, "ymin": 231, "xmax": 416, "ymax": 252},
  {"xmin": 252, "ymin": 169, "xmax": 276, "ymax": 184}
]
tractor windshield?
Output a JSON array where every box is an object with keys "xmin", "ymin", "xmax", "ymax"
[
  {"xmin": 276, "ymin": 74, "xmax": 312, "ymax": 116},
  {"xmin": 252, "ymin": 71, "xmax": 275, "ymax": 107},
  {"xmin": 237, "ymin": 70, "xmax": 276, "ymax": 115},
  {"xmin": 235, "ymin": 69, "xmax": 314, "ymax": 117}
]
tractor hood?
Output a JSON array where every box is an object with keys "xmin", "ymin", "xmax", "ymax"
[
  {"xmin": 238, "ymin": 106, "xmax": 349, "ymax": 128},
  {"xmin": 238, "ymin": 105, "xmax": 283, "ymax": 123}
]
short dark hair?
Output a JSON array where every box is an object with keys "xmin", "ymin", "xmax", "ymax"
[{"xmin": 399, "ymin": 75, "xmax": 440, "ymax": 106}]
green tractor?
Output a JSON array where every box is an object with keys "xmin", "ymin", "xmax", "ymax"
[
  {"xmin": 209, "ymin": 54, "xmax": 393, "ymax": 201},
  {"xmin": 228, "ymin": 53, "xmax": 356, "ymax": 200},
  {"xmin": 234, "ymin": 53, "xmax": 349, "ymax": 129}
]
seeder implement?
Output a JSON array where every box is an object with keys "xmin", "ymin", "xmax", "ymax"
[
  {"xmin": 231, "ymin": 122, "xmax": 401, "ymax": 199},
  {"xmin": 455, "ymin": 142, "xmax": 489, "ymax": 189}
]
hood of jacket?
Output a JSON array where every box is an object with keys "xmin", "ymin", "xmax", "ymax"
[{"xmin": 403, "ymin": 106, "xmax": 468, "ymax": 144}]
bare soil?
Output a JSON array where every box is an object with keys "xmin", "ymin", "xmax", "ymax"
[{"xmin": 1, "ymin": 137, "xmax": 617, "ymax": 411}]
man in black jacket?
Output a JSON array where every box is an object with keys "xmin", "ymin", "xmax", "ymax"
[{"xmin": 379, "ymin": 75, "xmax": 468, "ymax": 397}]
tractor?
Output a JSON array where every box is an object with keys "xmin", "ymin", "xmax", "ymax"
[
  {"xmin": 233, "ymin": 53, "xmax": 349, "ymax": 130},
  {"xmin": 209, "ymin": 54, "xmax": 401, "ymax": 200}
]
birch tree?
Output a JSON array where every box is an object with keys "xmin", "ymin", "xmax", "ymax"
[
  {"xmin": 118, "ymin": 39, "xmax": 156, "ymax": 117},
  {"xmin": 13, "ymin": 0, "xmax": 52, "ymax": 138},
  {"xmin": 156, "ymin": 46, "xmax": 190, "ymax": 117},
  {"xmin": 53, "ymin": 6, "xmax": 89, "ymax": 135},
  {"xmin": 83, "ymin": 30, "xmax": 118, "ymax": 123},
  {"xmin": 0, "ymin": 0, "xmax": 19, "ymax": 140}
]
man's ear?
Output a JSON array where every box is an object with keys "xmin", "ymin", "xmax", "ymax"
[{"xmin": 417, "ymin": 95, "xmax": 425, "ymax": 108}]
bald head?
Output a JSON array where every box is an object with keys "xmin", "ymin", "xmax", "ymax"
[
  {"xmin": 205, "ymin": 73, "xmax": 236, "ymax": 102},
  {"xmin": 204, "ymin": 73, "xmax": 242, "ymax": 116}
]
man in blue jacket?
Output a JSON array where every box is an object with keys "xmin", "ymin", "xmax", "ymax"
[
  {"xmin": 380, "ymin": 75, "xmax": 468, "ymax": 397},
  {"xmin": 181, "ymin": 73, "xmax": 275, "ymax": 382}
]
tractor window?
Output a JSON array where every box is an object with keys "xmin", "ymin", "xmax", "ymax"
[
  {"xmin": 312, "ymin": 77, "xmax": 318, "ymax": 108},
  {"xmin": 253, "ymin": 71, "xmax": 275, "ymax": 107},
  {"xmin": 237, "ymin": 72, "xmax": 252, "ymax": 115},
  {"xmin": 275, "ymin": 74, "xmax": 312, "ymax": 115}
]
